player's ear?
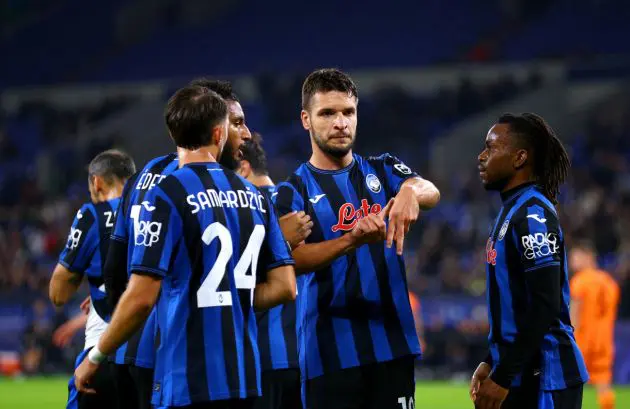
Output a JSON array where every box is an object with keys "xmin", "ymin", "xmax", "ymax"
[
  {"xmin": 513, "ymin": 149, "xmax": 528, "ymax": 169},
  {"xmin": 238, "ymin": 160, "xmax": 251, "ymax": 178},
  {"xmin": 301, "ymin": 110, "xmax": 310, "ymax": 131},
  {"xmin": 92, "ymin": 175, "xmax": 105, "ymax": 193}
]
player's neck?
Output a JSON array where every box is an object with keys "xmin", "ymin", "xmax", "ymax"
[
  {"xmin": 97, "ymin": 186, "xmax": 122, "ymax": 202},
  {"xmin": 309, "ymin": 149, "xmax": 353, "ymax": 171},
  {"xmin": 177, "ymin": 146, "xmax": 218, "ymax": 167},
  {"xmin": 501, "ymin": 174, "xmax": 536, "ymax": 195},
  {"xmin": 250, "ymin": 174, "xmax": 274, "ymax": 188}
]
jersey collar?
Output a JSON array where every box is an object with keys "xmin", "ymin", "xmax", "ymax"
[{"xmin": 500, "ymin": 182, "xmax": 537, "ymax": 203}]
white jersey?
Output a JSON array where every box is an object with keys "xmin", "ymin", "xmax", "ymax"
[{"xmin": 84, "ymin": 301, "xmax": 108, "ymax": 350}]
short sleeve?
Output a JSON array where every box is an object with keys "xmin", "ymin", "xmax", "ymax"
[
  {"xmin": 511, "ymin": 203, "xmax": 562, "ymax": 272},
  {"xmin": 274, "ymin": 181, "xmax": 304, "ymax": 217},
  {"xmin": 58, "ymin": 204, "xmax": 99, "ymax": 275},
  {"xmin": 259, "ymin": 194, "xmax": 295, "ymax": 280},
  {"xmin": 129, "ymin": 187, "xmax": 182, "ymax": 278},
  {"xmin": 371, "ymin": 153, "xmax": 419, "ymax": 196}
]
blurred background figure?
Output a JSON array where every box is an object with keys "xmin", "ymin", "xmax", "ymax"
[
  {"xmin": 1, "ymin": 0, "xmax": 630, "ymax": 407},
  {"xmin": 570, "ymin": 242, "xmax": 621, "ymax": 409}
]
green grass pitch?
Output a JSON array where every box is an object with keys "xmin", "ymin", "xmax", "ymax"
[{"xmin": 0, "ymin": 377, "xmax": 628, "ymax": 408}]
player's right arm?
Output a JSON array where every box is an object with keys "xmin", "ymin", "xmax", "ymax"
[
  {"xmin": 274, "ymin": 182, "xmax": 393, "ymax": 274},
  {"xmin": 50, "ymin": 205, "xmax": 98, "ymax": 306}
]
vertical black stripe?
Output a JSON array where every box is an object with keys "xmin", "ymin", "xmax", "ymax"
[
  {"xmin": 281, "ymin": 302, "xmax": 298, "ymax": 366},
  {"xmin": 299, "ymin": 174, "xmax": 341, "ymax": 373},
  {"xmin": 310, "ymin": 170, "xmax": 376, "ymax": 366},
  {"xmin": 223, "ymin": 169, "xmax": 258, "ymax": 394},
  {"xmin": 158, "ymin": 173, "xmax": 211, "ymax": 402},
  {"xmin": 190, "ymin": 166, "xmax": 240, "ymax": 397},
  {"xmin": 356, "ymin": 164, "xmax": 409, "ymax": 359},
  {"xmin": 256, "ymin": 310, "xmax": 273, "ymax": 371}
]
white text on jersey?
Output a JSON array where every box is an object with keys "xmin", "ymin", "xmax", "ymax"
[{"xmin": 186, "ymin": 187, "xmax": 267, "ymax": 214}]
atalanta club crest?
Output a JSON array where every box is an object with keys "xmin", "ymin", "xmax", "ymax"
[
  {"xmin": 366, "ymin": 174, "xmax": 382, "ymax": 193},
  {"xmin": 498, "ymin": 219, "xmax": 509, "ymax": 241}
]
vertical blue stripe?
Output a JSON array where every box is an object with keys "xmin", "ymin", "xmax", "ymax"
[
  {"xmin": 538, "ymin": 390, "xmax": 554, "ymax": 409},
  {"xmin": 268, "ymin": 306, "xmax": 288, "ymax": 368},
  {"xmin": 331, "ymin": 316, "xmax": 359, "ymax": 367},
  {"xmin": 303, "ymin": 274, "xmax": 323, "ymax": 377}
]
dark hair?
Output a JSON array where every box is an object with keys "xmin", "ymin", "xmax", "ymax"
[
  {"xmin": 189, "ymin": 78, "xmax": 239, "ymax": 102},
  {"xmin": 240, "ymin": 134, "xmax": 268, "ymax": 176},
  {"xmin": 88, "ymin": 149, "xmax": 136, "ymax": 185},
  {"xmin": 498, "ymin": 112, "xmax": 570, "ymax": 204},
  {"xmin": 165, "ymin": 86, "xmax": 228, "ymax": 150},
  {"xmin": 301, "ymin": 68, "xmax": 358, "ymax": 110}
]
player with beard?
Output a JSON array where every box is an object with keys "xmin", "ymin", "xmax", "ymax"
[
  {"xmin": 471, "ymin": 113, "xmax": 588, "ymax": 409},
  {"xmin": 274, "ymin": 68, "xmax": 440, "ymax": 409},
  {"xmin": 189, "ymin": 78, "xmax": 251, "ymax": 170}
]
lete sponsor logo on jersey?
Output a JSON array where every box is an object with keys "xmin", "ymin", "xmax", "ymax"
[
  {"xmin": 486, "ymin": 239, "xmax": 497, "ymax": 265},
  {"xmin": 331, "ymin": 199, "xmax": 382, "ymax": 232},
  {"xmin": 521, "ymin": 232, "xmax": 558, "ymax": 260}
]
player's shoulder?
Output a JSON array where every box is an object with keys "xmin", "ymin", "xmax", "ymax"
[
  {"xmin": 512, "ymin": 187, "xmax": 558, "ymax": 221},
  {"xmin": 278, "ymin": 170, "xmax": 307, "ymax": 192},
  {"xmin": 141, "ymin": 152, "xmax": 178, "ymax": 172},
  {"xmin": 76, "ymin": 202, "xmax": 97, "ymax": 219},
  {"xmin": 364, "ymin": 152, "xmax": 397, "ymax": 164}
]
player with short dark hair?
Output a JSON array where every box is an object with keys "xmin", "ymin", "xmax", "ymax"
[
  {"xmin": 75, "ymin": 86, "xmax": 297, "ymax": 409},
  {"xmin": 470, "ymin": 113, "xmax": 588, "ymax": 409},
  {"xmin": 189, "ymin": 78, "xmax": 252, "ymax": 170},
  {"xmin": 274, "ymin": 68, "xmax": 440, "ymax": 409},
  {"xmin": 50, "ymin": 149, "xmax": 136, "ymax": 409},
  {"xmin": 103, "ymin": 78, "xmax": 248, "ymax": 408},
  {"xmin": 238, "ymin": 137, "xmax": 312, "ymax": 409}
]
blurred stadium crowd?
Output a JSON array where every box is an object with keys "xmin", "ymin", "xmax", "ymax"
[{"xmin": 1, "ymin": 0, "xmax": 630, "ymax": 380}]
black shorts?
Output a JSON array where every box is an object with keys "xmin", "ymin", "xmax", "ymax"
[
  {"xmin": 502, "ymin": 373, "xmax": 584, "ymax": 409},
  {"xmin": 306, "ymin": 356, "xmax": 415, "ymax": 409},
  {"xmin": 111, "ymin": 364, "xmax": 154, "ymax": 409},
  {"xmin": 67, "ymin": 348, "xmax": 117, "ymax": 409},
  {"xmin": 252, "ymin": 368, "xmax": 301, "ymax": 409},
  {"xmin": 168, "ymin": 398, "xmax": 256, "ymax": 409}
]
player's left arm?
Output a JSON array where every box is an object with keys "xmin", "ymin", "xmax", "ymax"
[
  {"xmin": 75, "ymin": 189, "xmax": 178, "ymax": 393},
  {"xmin": 380, "ymin": 154, "xmax": 440, "ymax": 255},
  {"xmin": 488, "ymin": 205, "xmax": 563, "ymax": 389},
  {"xmin": 255, "ymin": 194, "xmax": 297, "ymax": 311},
  {"xmin": 50, "ymin": 205, "xmax": 98, "ymax": 306}
]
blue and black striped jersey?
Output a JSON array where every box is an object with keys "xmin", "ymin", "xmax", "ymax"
[
  {"xmin": 274, "ymin": 153, "xmax": 421, "ymax": 380},
  {"xmin": 110, "ymin": 153, "xmax": 178, "ymax": 368},
  {"xmin": 485, "ymin": 183, "xmax": 588, "ymax": 390},
  {"xmin": 256, "ymin": 185, "xmax": 298, "ymax": 372},
  {"xmin": 129, "ymin": 162, "xmax": 294, "ymax": 407},
  {"xmin": 59, "ymin": 199, "xmax": 119, "ymax": 322}
]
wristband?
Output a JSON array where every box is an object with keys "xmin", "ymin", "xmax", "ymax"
[{"xmin": 88, "ymin": 346, "xmax": 106, "ymax": 364}]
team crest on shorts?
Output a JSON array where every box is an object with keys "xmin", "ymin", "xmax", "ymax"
[
  {"xmin": 365, "ymin": 174, "xmax": 382, "ymax": 193},
  {"xmin": 498, "ymin": 219, "xmax": 510, "ymax": 241}
]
